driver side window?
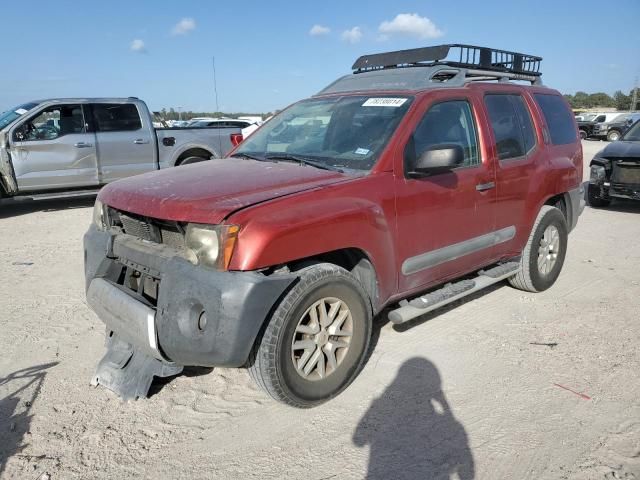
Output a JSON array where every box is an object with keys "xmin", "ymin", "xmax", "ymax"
[
  {"xmin": 411, "ymin": 100, "xmax": 480, "ymax": 168},
  {"xmin": 15, "ymin": 104, "xmax": 85, "ymax": 142}
]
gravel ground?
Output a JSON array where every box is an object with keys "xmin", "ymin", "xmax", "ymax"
[{"xmin": 1, "ymin": 140, "xmax": 638, "ymax": 480}]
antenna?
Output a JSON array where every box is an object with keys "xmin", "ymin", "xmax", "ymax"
[
  {"xmin": 631, "ymin": 76, "xmax": 638, "ymax": 112},
  {"xmin": 212, "ymin": 56, "xmax": 223, "ymax": 158},
  {"xmin": 212, "ymin": 56, "xmax": 220, "ymax": 114}
]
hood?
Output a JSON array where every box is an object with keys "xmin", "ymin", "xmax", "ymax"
[
  {"xmin": 598, "ymin": 140, "xmax": 640, "ymax": 160},
  {"xmin": 98, "ymin": 158, "xmax": 348, "ymax": 224}
]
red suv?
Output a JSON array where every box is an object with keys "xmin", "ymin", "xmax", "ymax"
[{"xmin": 84, "ymin": 45, "xmax": 584, "ymax": 407}]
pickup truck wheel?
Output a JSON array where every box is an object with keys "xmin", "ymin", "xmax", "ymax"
[
  {"xmin": 248, "ymin": 263, "xmax": 372, "ymax": 408},
  {"xmin": 607, "ymin": 130, "xmax": 621, "ymax": 142},
  {"xmin": 177, "ymin": 156, "xmax": 208, "ymax": 166},
  {"xmin": 579, "ymin": 129, "xmax": 588, "ymax": 140},
  {"xmin": 508, "ymin": 206, "xmax": 568, "ymax": 293},
  {"xmin": 587, "ymin": 183, "xmax": 611, "ymax": 208}
]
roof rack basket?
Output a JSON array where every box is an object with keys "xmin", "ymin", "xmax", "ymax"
[{"xmin": 352, "ymin": 44, "xmax": 542, "ymax": 85}]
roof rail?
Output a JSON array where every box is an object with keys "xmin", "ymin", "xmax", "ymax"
[{"xmin": 352, "ymin": 44, "xmax": 543, "ymax": 85}]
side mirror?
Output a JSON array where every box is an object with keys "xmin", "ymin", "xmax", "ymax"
[{"xmin": 408, "ymin": 144, "xmax": 464, "ymax": 177}]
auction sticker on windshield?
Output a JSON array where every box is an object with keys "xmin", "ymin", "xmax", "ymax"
[
  {"xmin": 362, "ymin": 98, "xmax": 407, "ymax": 107},
  {"xmin": 15, "ymin": 109, "xmax": 28, "ymax": 115}
]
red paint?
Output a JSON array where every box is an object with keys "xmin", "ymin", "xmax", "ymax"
[
  {"xmin": 98, "ymin": 82, "xmax": 582, "ymax": 311},
  {"xmin": 553, "ymin": 383, "xmax": 592, "ymax": 400}
]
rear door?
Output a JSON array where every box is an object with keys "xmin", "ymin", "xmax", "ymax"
[
  {"xmin": 482, "ymin": 92, "xmax": 542, "ymax": 258},
  {"xmin": 91, "ymin": 103, "xmax": 155, "ymax": 183},
  {"xmin": 394, "ymin": 93, "xmax": 497, "ymax": 292},
  {"xmin": 10, "ymin": 103, "xmax": 98, "ymax": 191}
]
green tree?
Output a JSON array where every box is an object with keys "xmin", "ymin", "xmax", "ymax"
[
  {"xmin": 588, "ymin": 92, "xmax": 614, "ymax": 108},
  {"xmin": 613, "ymin": 90, "xmax": 631, "ymax": 110}
]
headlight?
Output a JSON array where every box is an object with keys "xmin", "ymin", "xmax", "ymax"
[
  {"xmin": 185, "ymin": 224, "xmax": 239, "ymax": 270},
  {"xmin": 92, "ymin": 199, "xmax": 106, "ymax": 230},
  {"xmin": 589, "ymin": 165, "xmax": 606, "ymax": 183}
]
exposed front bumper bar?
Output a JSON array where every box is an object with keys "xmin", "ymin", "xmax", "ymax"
[{"xmin": 84, "ymin": 225, "xmax": 297, "ymax": 367}]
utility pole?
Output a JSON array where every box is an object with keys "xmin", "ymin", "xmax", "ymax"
[
  {"xmin": 178, "ymin": 106, "xmax": 182, "ymax": 121},
  {"xmin": 631, "ymin": 77, "xmax": 638, "ymax": 112}
]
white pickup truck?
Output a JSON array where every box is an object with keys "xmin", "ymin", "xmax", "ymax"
[{"xmin": 0, "ymin": 97, "xmax": 243, "ymax": 200}]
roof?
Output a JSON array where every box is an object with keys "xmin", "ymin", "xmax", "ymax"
[
  {"xmin": 316, "ymin": 44, "xmax": 544, "ymax": 97},
  {"xmin": 33, "ymin": 97, "xmax": 141, "ymax": 104}
]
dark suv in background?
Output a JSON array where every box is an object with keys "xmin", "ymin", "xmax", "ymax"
[
  {"xmin": 592, "ymin": 113, "xmax": 640, "ymax": 142},
  {"xmin": 589, "ymin": 120, "xmax": 640, "ymax": 205}
]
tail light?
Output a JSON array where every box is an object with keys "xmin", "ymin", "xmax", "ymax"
[{"xmin": 230, "ymin": 133, "xmax": 243, "ymax": 147}]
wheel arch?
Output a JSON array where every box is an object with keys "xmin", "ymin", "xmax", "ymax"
[{"xmin": 174, "ymin": 147, "xmax": 215, "ymax": 166}]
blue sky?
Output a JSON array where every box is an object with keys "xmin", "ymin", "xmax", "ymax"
[{"xmin": 1, "ymin": 0, "xmax": 639, "ymax": 113}]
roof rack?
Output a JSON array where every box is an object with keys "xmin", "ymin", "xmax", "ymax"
[{"xmin": 352, "ymin": 44, "xmax": 542, "ymax": 85}]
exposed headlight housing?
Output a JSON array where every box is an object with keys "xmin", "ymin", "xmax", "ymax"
[
  {"xmin": 589, "ymin": 164, "xmax": 606, "ymax": 183},
  {"xmin": 185, "ymin": 223, "xmax": 239, "ymax": 270},
  {"xmin": 92, "ymin": 199, "xmax": 107, "ymax": 230}
]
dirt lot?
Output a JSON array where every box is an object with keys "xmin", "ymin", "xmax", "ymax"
[{"xmin": 1, "ymin": 140, "xmax": 638, "ymax": 480}]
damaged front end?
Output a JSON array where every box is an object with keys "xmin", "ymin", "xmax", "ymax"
[
  {"xmin": 84, "ymin": 204, "xmax": 296, "ymax": 401},
  {"xmin": 590, "ymin": 156, "xmax": 640, "ymax": 201},
  {"xmin": 0, "ymin": 130, "xmax": 18, "ymax": 196}
]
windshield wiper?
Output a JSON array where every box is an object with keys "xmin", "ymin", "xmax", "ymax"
[
  {"xmin": 230, "ymin": 152, "xmax": 265, "ymax": 161},
  {"xmin": 264, "ymin": 153, "xmax": 343, "ymax": 173}
]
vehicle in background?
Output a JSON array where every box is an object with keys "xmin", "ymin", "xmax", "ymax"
[
  {"xmin": 0, "ymin": 97, "xmax": 242, "ymax": 200},
  {"xmin": 576, "ymin": 112, "xmax": 622, "ymax": 140},
  {"xmin": 588, "ymin": 119, "xmax": 640, "ymax": 206},
  {"xmin": 84, "ymin": 44, "xmax": 584, "ymax": 407},
  {"xmin": 592, "ymin": 112, "xmax": 640, "ymax": 141},
  {"xmin": 189, "ymin": 119, "xmax": 253, "ymax": 129}
]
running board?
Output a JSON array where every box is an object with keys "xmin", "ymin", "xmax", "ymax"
[
  {"xmin": 388, "ymin": 262, "xmax": 520, "ymax": 325},
  {"xmin": 6, "ymin": 189, "xmax": 100, "ymax": 202}
]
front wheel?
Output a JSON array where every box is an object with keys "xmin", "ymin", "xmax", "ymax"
[
  {"xmin": 509, "ymin": 206, "xmax": 568, "ymax": 293},
  {"xmin": 248, "ymin": 263, "xmax": 372, "ymax": 408}
]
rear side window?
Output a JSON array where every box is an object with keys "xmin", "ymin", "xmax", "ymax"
[
  {"xmin": 93, "ymin": 103, "xmax": 142, "ymax": 132},
  {"xmin": 533, "ymin": 94, "xmax": 577, "ymax": 145},
  {"xmin": 485, "ymin": 94, "xmax": 535, "ymax": 160}
]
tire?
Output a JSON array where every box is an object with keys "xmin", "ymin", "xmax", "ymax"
[
  {"xmin": 607, "ymin": 130, "xmax": 621, "ymax": 142},
  {"xmin": 587, "ymin": 183, "xmax": 611, "ymax": 208},
  {"xmin": 579, "ymin": 129, "xmax": 588, "ymax": 140},
  {"xmin": 248, "ymin": 263, "xmax": 372, "ymax": 408},
  {"xmin": 508, "ymin": 206, "xmax": 568, "ymax": 293},
  {"xmin": 177, "ymin": 156, "xmax": 209, "ymax": 166}
]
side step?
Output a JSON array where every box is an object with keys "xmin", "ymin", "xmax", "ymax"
[
  {"xmin": 3, "ymin": 189, "xmax": 100, "ymax": 202},
  {"xmin": 388, "ymin": 262, "xmax": 520, "ymax": 325}
]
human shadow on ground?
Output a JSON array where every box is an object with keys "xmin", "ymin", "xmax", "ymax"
[
  {"xmin": 0, "ymin": 362, "xmax": 58, "ymax": 477},
  {"xmin": 353, "ymin": 357, "xmax": 475, "ymax": 480}
]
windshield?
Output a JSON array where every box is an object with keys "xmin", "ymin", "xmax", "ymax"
[
  {"xmin": 234, "ymin": 95, "xmax": 413, "ymax": 172},
  {"xmin": 0, "ymin": 102, "xmax": 39, "ymax": 130},
  {"xmin": 622, "ymin": 121, "xmax": 640, "ymax": 141}
]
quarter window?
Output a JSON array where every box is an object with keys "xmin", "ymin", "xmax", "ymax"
[
  {"xmin": 484, "ymin": 94, "xmax": 535, "ymax": 160},
  {"xmin": 411, "ymin": 100, "xmax": 480, "ymax": 167},
  {"xmin": 93, "ymin": 103, "xmax": 142, "ymax": 132},
  {"xmin": 533, "ymin": 94, "xmax": 577, "ymax": 145},
  {"xmin": 15, "ymin": 104, "xmax": 85, "ymax": 142}
]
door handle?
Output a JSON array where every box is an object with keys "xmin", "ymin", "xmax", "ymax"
[
  {"xmin": 74, "ymin": 142, "xmax": 93, "ymax": 148},
  {"xmin": 476, "ymin": 182, "xmax": 495, "ymax": 192},
  {"xmin": 133, "ymin": 139, "xmax": 150, "ymax": 145}
]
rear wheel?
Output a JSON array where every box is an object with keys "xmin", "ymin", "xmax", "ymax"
[
  {"xmin": 587, "ymin": 183, "xmax": 611, "ymax": 208},
  {"xmin": 248, "ymin": 263, "xmax": 372, "ymax": 408},
  {"xmin": 579, "ymin": 129, "xmax": 588, "ymax": 140},
  {"xmin": 509, "ymin": 206, "xmax": 568, "ymax": 293}
]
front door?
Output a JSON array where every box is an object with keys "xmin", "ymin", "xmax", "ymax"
[
  {"xmin": 10, "ymin": 104, "xmax": 98, "ymax": 191},
  {"xmin": 395, "ymin": 95, "xmax": 498, "ymax": 293},
  {"xmin": 91, "ymin": 103, "xmax": 155, "ymax": 183}
]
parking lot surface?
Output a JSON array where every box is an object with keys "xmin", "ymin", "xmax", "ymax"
[{"xmin": 1, "ymin": 141, "xmax": 638, "ymax": 479}]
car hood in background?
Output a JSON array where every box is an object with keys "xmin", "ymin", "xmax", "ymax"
[
  {"xmin": 598, "ymin": 140, "xmax": 640, "ymax": 159},
  {"xmin": 98, "ymin": 158, "xmax": 349, "ymax": 224}
]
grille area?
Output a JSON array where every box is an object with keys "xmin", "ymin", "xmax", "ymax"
[
  {"xmin": 108, "ymin": 208, "xmax": 186, "ymax": 249},
  {"xmin": 611, "ymin": 162, "xmax": 640, "ymax": 185}
]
